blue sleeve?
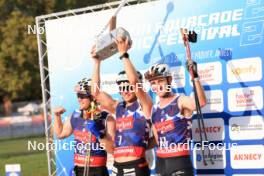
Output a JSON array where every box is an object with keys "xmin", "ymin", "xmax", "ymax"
[{"xmin": 70, "ymin": 110, "xmax": 81, "ymax": 129}]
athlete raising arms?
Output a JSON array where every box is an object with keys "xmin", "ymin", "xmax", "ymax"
[
  {"xmin": 90, "ymin": 37, "xmax": 153, "ymax": 176},
  {"xmin": 144, "ymin": 62, "xmax": 206, "ymax": 176}
]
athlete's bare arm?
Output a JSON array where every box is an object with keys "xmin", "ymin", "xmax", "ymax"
[
  {"xmin": 53, "ymin": 107, "xmax": 73, "ymax": 139},
  {"xmin": 99, "ymin": 115, "xmax": 116, "ymax": 154},
  {"xmin": 152, "ymin": 126, "xmax": 159, "ymax": 145},
  {"xmin": 178, "ymin": 79, "xmax": 206, "ymax": 116},
  {"xmin": 116, "ymin": 37, "xmax": 153, "ymax": 119},
  {"xmin": 178, "ymin": 60, "xmax": 206, "ymax": 115},
  {"xmin": 147, "ymin": 136, "xmax": 157, "ymax": 149},
  {"xmin": 90, "ymin": 47, "xmax": 119, "ymax": 115}
]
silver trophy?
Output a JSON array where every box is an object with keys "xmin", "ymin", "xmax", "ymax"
[
  {"xmin": 94, "ymin": 0, "xmax": 131, "ymax": 60},
  {"xmin": 95, "ymin": 27, "xmax": 131, "ymax": 60}
]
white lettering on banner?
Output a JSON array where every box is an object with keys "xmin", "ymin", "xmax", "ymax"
[
  {"xmin": 115, "ymin": 148, "xmax": 134, "ymax": 154},
  {"xmin": 230, "ymin": 145, "xmax": 264, "ymax": 169},
  {"xmin": 202, "ymin": 90, "xmax": 224, "ymax": 113},
  {"xmin": 194, "ymin": 50, "xmax": 214, "ymax": 60},
  {"xmin": 229, "ymin": 116, "xmax": 264, "ymax": 140},
  {"xmin": 170, "ymin": 66, "xmax": 185, "ymax": 88},
  {"xmin": 191, "ymin": 62, "xmax": 222, "ymax": 86},
  {"xmin": 130, "ymin": 9, "xmax": 243, "ymax": 36},
  {"xmin": 131, "ymin": 7, "xmax": 244, "ymax": 50},
  {"xmin": 192, "ymin": 118, "xmax": 224, "ymax": 141},
  {"xmin": 193, "ymin": 147, "xmax": 226, "ymax": 169},
  {"xmin": 201, "ymin": 24, "xmax": 240, "ymax": 40},
  {"xmin": 227, "ymin": 57, "xmax": 262, "ymax": 83},
  {"xmin": 228, "ymin": 86, "xmax": 263, "ymax": 112}
]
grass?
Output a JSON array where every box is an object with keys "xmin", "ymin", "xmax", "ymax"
[{"xmin": 0, "ymin": 136, "xmax": 48, "ymax": 176}]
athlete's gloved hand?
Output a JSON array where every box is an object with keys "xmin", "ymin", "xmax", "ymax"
[
  {"xmin": 86, "ymin": 120, "xmax": 105, "ymax": 139},
  {"xmin": 186, "ymin": 60, "xmax": 199, "ymax": 79}
]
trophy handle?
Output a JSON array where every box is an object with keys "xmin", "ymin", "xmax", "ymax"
[{"xmin": 109, "ymin": 16, "xmax": 116, "ymax": 31}]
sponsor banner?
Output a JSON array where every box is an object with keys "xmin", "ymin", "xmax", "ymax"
[
  {"xmin": 44, "ymin": 0, "xmax": 264, "ymax": 174},
  {"xmin": 101, "ymin": 73, "xmax": 119, "ymax": 94},
  {"xmin": 197, "ymin": 175, "xmax": 225, "ymax": 176},
  {"xmin": 5, "ymin": 164, "xmax": 21, "ymax": 176},
  {"xmin": 171, "ymin": 66, "xmax": 185, "ymax": 88},
  {"xmin": 202, "ymin": 90, "xmax": 224, "ymax": 113},
  {"xmin": 229, "ymin": 116, "xmax": 264, "ymax": 140},
  {"xmin": 10, "ymin": 116, "xmax": 32, "ymax": 126},
  {"xmin": 191, "ymin": 62, "xmax": 222, "ymax": 86},
  {"xmin": 227, "ymin": 57, "xmax": 262, "ymax": 83},
  {"xmin": 192, "ymin": 118, "xmax": 225, "ymax": 141},
  {"xmin": 230, "ymin": 145, "xmax": 264, "ymax": 169},
  {"xmin": 233, "ymin": 175, "xmax": 264, "ymax": 176},
  {"xmin": 228, "ymin": 86, "xmax": 263, "ymax": 112},
  {"xmin": 31, "ymin": 115, "xmax": 45, "ymax": 125},
  {"xmin": 193, "ymin": 146, "xmax": 226, "ymax": 169},
  {"xmin": 0, "ymin": 117, "xmax": 11, "ymax": 127}
]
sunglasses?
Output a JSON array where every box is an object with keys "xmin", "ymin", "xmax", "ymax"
[
  {"xmin": 77, "ymin": 93, "xmax": 90, "ymax": 99},
  {"xmin": 119, "ymin": 85, "xmax": 134, "ymax": 92}
]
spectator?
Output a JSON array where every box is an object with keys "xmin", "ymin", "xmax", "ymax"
[{"xmin": 3, "ymin": 95, "xmax": 12, "ymax": 116}]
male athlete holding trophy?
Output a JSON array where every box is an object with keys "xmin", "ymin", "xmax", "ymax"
[{"xmin": 90, "ymin": 36, "xmax": 152, "ymax": 176}]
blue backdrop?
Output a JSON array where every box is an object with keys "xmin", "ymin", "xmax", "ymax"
[{"xmin": 45, "ymin": 0, "xmax": 264, "ymax": 175}]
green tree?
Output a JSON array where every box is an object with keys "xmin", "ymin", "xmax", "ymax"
[{"xmin": 0, "ymin": 0, "xmax": 112, "ymax": 101}]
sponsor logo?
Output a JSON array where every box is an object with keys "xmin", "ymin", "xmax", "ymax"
[
  {"xmin": 231, "ymin": 65, "xmax": 256, "ymax": 76},
  {"xmin": 234, "ymin": 153, "xmax": 262, "ymax": 161},
  {"xmin": 192, "ymin": 118, "xmax": 224, "ymax": 141},
  {"xmin": 229, "ymin": 116, "xmax": 264, "ymax": 140},
  {"xmin": 193, "ymin": 147, "xmax": 226, "ymax": 169},
  {"xmin": 155, "ymin": 119, "xmax": 175, "ymax": 133},
  {"xmin": 193, "ymin": 62, "xmax": 222, "ymax": 86},
  {"xmin": 228, "ymin": 86, "xmax": 263, "ymax": 111},
  {"xmin": 196, "ymin": 153, "xmax": 224, "ymax": 162},
  {"xmin": 194, "ymin": 90, "xmax": 224, "ymax": 113},
  {"xmin": 230, "ymin": 145, "xmax": 264, "ymax": 169},
  {"xmin": 114, "ymin": 146, "xmax": 145, "ymax": 158},
  {"xmin": 195, "ymin": 126, "xmax": 221, "ymax": 133},
  {"xmin": 227, "ymin": 57, "xmax": 262, "ymax": 83},
  {"xmin": 231, "ymin": 124, "xmax": 262, "ymax": 132},
  {"xmin": 235, "ymin": 90, "xmax": 255, "ymax": 105},
  {"xmin": 73, "ymin": 130, "xmax": 97, "ymax": 143},
  {"xmin": 100, "ymin": 73, "xmax": 119, "ymax": 94},
  {"xmin": 114, "ymin": 147, "xmax": 135, "ymax": 154},
  {"xmin": 199, "ymin": 65, "xmax": 215, "ymax": 80},
  {"xmin": 116, "ymin": 116, "xmax": 134, "ymax": 131}
]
